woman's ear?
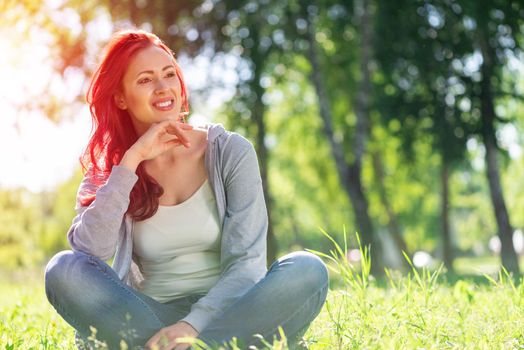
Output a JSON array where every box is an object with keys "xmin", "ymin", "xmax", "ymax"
[{"xmin": 114, "ymin": 92, "xmax": 128, "ymax": 110}]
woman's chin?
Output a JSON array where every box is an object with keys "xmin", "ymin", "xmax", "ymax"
[{"xmin": 158, "ymin": 111, "xmax": 183, "ymax": 122}]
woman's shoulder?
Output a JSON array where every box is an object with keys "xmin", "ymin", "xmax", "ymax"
[
  {"xmin": 222, "ymin": 132, "xmax": 254, "ymax": 159},
  {"xmin": 201, "ymin": 123, "xmax": 259, "ymax": 176},
  {"xmin": 202, "ymin": 123, "xmax": 254, "ymax": 153}
]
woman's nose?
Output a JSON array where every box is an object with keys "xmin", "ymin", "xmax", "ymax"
[{"xmin": 154, "ymin": 79, "xmax": 169, "ymax": 94}]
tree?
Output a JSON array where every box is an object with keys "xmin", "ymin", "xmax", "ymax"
[
  {"xmin": 375, "ymin": 0, "xmax": 524, "ymax": 274},
  {"xmin": 290, "ymin": 0, "xmax": 387, "ymax": 274},
  {"xmin": 471, "ymin": 0, "xmax": 522, "ymax": 274}
]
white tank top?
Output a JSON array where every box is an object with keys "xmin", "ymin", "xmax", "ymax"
[{"xmin": 132, "ymin": 179, "xmax": 222, "ymax": 302}]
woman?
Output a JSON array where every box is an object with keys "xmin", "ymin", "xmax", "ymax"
[{"xmin": 44, "ymin": 29, "xmax": 328, "ymax": 350}]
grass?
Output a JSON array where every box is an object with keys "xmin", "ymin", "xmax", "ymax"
[
  {"xmin": 1, "ymin": 234, "xmax": 524, "ymax": 349},
  {"xmin": 0, "ymin": 280, "xmax": 76, "ymax": 349}
]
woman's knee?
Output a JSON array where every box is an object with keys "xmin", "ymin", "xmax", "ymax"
[
  {"xmin": 275, "ymin": 251, "xmax": 329, "ymax": 291},
  {"xmin": 44, "ymin": 250, "xmax": 92, "ymax": 298}
]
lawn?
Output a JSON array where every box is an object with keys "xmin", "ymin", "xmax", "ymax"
[{"xmin": 1, "ymin": 256, "xmax": 523, "ymax": 349}]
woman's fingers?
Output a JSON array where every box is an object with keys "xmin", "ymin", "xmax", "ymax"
[
  {"xmin": 165, "ymin": 131, "xmax": 190, "ymax": 148},
  {"xmin": 145, "ymin": 334, "xmax": 160, "ymax": 349},
  {"xmin": 166, "ymin": 139, "xmax": 183, "ymax": 147},
  {"xmin": 130, "ymin": 119, "xmax": 193, "ymax": 161},
  {"xmin": 174, "ymin": 343, "xmax": 191, "ymax": 350},
  {"xmin": 159, "ymin": 120, "xmax": 192, "ymax": 147},
  {"xmin": 154, "ymin": 335, "xmax": 180, "ymax": 350},
  {"xmin": 160, "ymin": 119, "xmax": 193, "ymax": 130},
  {"xmin": 166, "ymin": 119, "xmax": 193, "ymax": 131}
]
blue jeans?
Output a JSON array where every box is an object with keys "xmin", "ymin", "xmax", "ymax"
[{"xmin": 44, "ymin": 250, "xmax": 328, "ymax": 349}]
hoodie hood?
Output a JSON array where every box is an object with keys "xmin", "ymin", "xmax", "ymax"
[{"xmin": 205, "ymin": 123, "xmax": 227, "ymax": 144}]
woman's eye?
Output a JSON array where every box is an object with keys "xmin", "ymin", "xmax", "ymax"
[
  {"xmin": 138, "ymin": 78, "xmax": 151, "ymax": 84},
  {"xmin": 166, "ymin": 72, "xmax": 176, "ymax": 78}
]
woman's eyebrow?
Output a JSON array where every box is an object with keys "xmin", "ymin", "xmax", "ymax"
[{"xmin": 136, "ymin": 65, "xmax": 175, "ymax": 77}]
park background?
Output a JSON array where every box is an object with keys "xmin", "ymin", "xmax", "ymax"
[{"xmin": 1, "ymin": 0, "xmax": 524, "ymax": 348}]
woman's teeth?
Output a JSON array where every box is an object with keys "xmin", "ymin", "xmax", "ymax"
[{"xmin": 154, "ymin": 100, "xmax": 173, "ymax": 108}]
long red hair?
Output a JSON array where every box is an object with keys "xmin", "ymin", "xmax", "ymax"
[{"xmin": 78, "ymin": 29, "xmax": 189, "ymax": 221}]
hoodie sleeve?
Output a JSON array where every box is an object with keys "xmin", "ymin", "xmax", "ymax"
[
  {"xmin": 67, "ymin": 165, "xmax": 139, "ymax": 261},
  {"xmin": 181, "ymin": 134, "xmax": 268, "ymax": 332}
]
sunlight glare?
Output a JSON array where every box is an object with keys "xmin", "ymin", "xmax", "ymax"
[{"xmin": 0, "ymin": 25, "xmax": 89, "ymax": 192}]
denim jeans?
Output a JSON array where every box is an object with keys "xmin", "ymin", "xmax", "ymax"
[{"xmin": 44, "ymin": 250, "xmax": 328, "ymax": 349}]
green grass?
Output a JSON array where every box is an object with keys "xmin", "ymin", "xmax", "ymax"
[
  {"xmin": 1, "ymin": 243, "xmax": 524, "ymax": 349},
  {"xmin": 0, "ymin": 282, "xmax": 76, "ymax": 349},
  {"xmin": 307, "ymin": 272, "xmax": 524, "ymax": 349}
]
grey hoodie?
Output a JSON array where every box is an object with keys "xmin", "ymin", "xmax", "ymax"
[{"xmin": 67, "ymin": 123, "xmax": 268, "ymax": 332}]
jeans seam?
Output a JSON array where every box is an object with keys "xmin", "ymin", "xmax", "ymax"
[
  {"xmin": 259, "ymin": 281, "xmax": 328, "ymax": 344},
  {"xmin": 47, "ymin": 287, "xmax": 86, "ymax": 337},
  {"xmin": 287, "ymin": 285, "xmax": 327, "ymax": 350},
  {"xmin": 45, "ymin": 270, "xmax": 89, "ymax": 337}
]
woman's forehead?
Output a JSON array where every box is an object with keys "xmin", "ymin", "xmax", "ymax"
[{"xmin": 126, "ymin": 46, "xmax": 174, "ymax": 76}]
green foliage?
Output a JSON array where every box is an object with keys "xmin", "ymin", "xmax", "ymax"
[
  {"xmin": 38, "ymin": 169, "xmax": 83, "ymax": 259},
  {"xmin": 0, "ymin": 169, "xmax": 82, "ymax": 270},
  {"xmin": 451, "ymin": 162, "xmax": 497, "ymax": 250},
  {"xmin": 262, "ymin": 62, "xmax": 355, "ymax": 253},
  {"xmin": 367, "ymin": 123, "xmax": 442, "ymax": 252},
  {"xmin": 0, "ymin": 189, "xmax": 44, "ymax": 268}
]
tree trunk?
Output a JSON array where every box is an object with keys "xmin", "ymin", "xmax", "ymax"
[
  {"xmin": 478, "ymin": 31, "xmax": 520, "ymax": 275},
  {"xmin": 304, "ymin": 0, "xmax": 383, "ymax": 275},
  {"xmin": 371, "ymin": 150, "xmax": 410, "ymax": 269},
  {"xmin": 440, "ymin": 160, "xmax": 454, "ymax": 272},
  {"xmin": 352, "ymin": 0, "xmax": 383, "ymax": 274},
  {"xmin": 250, "ymin": 27, "xmax": 278, "ymax": 265}
]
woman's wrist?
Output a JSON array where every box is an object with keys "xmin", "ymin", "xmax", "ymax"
[
  {"xmin": 179, "ymin": 320, "xmax": 198, "ymax": 334},
  {"xmin": 120, "ymin": 150, "xmax": 143, "ymax": 172}
]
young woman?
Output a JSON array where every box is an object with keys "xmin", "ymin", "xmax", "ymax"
[{"xmin": 44, "ymin": 29, "xmax": 328, "ymax": 350}]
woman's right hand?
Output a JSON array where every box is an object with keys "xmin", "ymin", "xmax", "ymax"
[{"xmin": 120, "ymin": 119, "xmax": 193, "ymax": 171}]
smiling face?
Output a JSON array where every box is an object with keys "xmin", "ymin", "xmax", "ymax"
[{"xmin": 116, "ymin": 45, "xmax": 184, "ymax": 135}]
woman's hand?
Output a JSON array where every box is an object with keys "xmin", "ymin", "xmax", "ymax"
[
  {"xmin": 145, "ymin": 321, "xmax": 199, "ymax": 350},
  {"xmin": 120, "ymin": 120, "xmax": 193, "ymax": 171}
]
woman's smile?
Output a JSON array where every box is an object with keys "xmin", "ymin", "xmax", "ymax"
[{"xmin": 152, "ymin": 98, "xmax": 175, "ymax": 111}]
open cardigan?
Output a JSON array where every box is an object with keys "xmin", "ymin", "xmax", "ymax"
[{"xmin": 66, "ymin": 123, "xmax": 268, "ymax": 333}]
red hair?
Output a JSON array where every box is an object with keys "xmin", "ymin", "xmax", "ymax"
[{"xmin": 78, "ymin": 29, "xmax": 189, "ymax": 220}]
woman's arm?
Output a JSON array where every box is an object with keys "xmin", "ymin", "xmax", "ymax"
[
  {"xmin": 67, "ymin": 165, "xmax": 139, "ymax": 261},
  {"xmin": 68, "ymin": 120, "xmax": 193, "ymax": 260},
  {"xmin": 181, "ymin": 135, "xmax": 268, "ymax": 332}
]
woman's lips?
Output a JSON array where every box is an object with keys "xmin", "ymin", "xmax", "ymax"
[{"xmin": 153, "ymin": 99, "xmax": 174, "ymax": 111}]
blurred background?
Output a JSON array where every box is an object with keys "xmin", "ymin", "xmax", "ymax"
[{"xmin": 1, "ymin": 0, "xmax": 523, "ymax": 278}]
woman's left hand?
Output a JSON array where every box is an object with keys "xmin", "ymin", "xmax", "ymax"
[{"xmin": 145, "ymin": 321, "xmax": 199, "ymax": 350}]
